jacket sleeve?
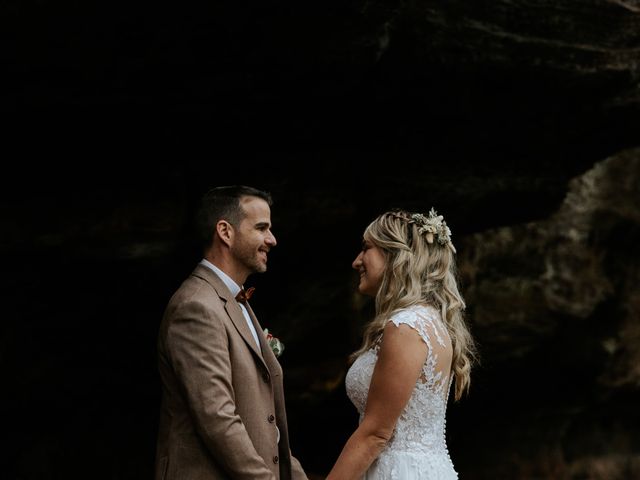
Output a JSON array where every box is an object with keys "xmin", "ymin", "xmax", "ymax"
[{"xmin": 166, "ymin": 297, "xmax": 275, "ymax": 479}]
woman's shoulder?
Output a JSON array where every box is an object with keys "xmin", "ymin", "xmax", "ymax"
[
  {"xmin": 388, "ymin": 304, "xmax": 449, "ymax": 349},
  {"xmin": 389, "ymin": 304, "xmax": 441, "ymax": 324}
]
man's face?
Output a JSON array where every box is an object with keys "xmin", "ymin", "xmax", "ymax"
[{"xmin": 231, "ymin": 196, "xmax": 277, "ymax": 274}]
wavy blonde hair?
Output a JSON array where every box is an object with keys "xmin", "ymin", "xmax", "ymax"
[{"xmin": 350, "ymin": 209, "xmax": 477, "ymax": 401}]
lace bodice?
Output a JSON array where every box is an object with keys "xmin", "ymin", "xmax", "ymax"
[{"xmin": 345, "ymin": 305, "xmax": 457, "ymax": 479}]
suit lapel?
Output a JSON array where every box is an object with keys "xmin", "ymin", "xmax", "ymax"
[
  {"xmin": 191, "ymin": 264, "xmax": 268, "ymax": 369},
  {"xmin": 246, "ymin": 303, "xmax": 282, "ymax": 378},
  {"xmin": 224, "ymin": 299, "xmax": 265, "ymax": 362}
]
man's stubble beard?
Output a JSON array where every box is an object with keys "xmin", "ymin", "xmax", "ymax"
[{"xmin": 234, "ymin": 243, "xmax": 267, "ymax": 275}]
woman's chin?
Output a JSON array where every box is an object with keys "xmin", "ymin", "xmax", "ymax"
[{"xmin": 357, "ymin": 284, "xmax": 373, "ymax": 297}]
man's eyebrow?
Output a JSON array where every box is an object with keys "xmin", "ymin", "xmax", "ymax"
[{"xmin": 255, "ymin": 221, "xmax": 271, "ymax": 228}]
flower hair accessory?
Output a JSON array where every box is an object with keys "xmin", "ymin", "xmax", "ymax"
[
  {"xmin": 263, "ymin": 328, "xmax": 285, "ymax": 357},
  {"xmin": 410, "ymin": 208, "xmax": 456, "ymax": 253}
]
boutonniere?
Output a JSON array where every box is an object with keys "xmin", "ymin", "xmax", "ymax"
[{"xmin": 263, "ymin": 328, "xmax": 285, "ymax": 358}]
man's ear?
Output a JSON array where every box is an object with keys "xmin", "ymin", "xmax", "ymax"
[{"xmin": 216, "ymin": 220, "xmax": 234, "ymax": 247}]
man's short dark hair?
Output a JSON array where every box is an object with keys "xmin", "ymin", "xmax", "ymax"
[{"xmin": 195, "ymin": 185, "xmax": 273, "ymax": 247}]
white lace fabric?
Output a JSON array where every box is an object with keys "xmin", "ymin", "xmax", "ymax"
[{"xmin": 345, "ymin": 305, "xmax": 458, "ymax": 479}]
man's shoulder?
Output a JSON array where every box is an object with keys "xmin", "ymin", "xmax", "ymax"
[
  {"xmin": 169, "ymin": 271, "xmax": 221, "ymax": 307},
  {"xmin": 159, "ymin": 279, "xmax": 226, "ymax": 334}
]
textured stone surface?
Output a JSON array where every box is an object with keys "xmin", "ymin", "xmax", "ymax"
[{"xmin": 452, "ymin": 148, "xmax": 640, "ymax": 478}]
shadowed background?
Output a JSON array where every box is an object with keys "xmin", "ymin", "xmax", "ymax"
[{"xmin": 2, "ymin": 1, "xmax": 640, "ymax": 479}]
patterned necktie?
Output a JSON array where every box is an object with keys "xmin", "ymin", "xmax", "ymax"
[{"xmin": 235, "ymin": 287, "xmax": 255, "ymax": 305}]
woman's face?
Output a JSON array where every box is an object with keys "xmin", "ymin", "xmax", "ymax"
[{"xmin": 352, "ymin": 239, "xmax": 386, "ymax": 297}]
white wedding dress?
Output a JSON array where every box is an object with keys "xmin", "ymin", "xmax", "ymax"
[{"xmin": 345, "ymin": 305, "xmax": 458, "ymax": 479}]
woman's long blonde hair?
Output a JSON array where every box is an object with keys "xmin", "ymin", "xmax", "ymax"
[{"xmin": 350, "ymin": 209, "xmax": 477, "ymax": 401}]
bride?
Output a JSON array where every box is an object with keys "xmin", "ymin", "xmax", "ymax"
[{"xmin": 327, "ymin": 208, "xmax": 477, "ymax": 480}]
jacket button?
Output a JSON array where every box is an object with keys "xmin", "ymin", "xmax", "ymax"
[
  {"xmin": 268, "ymin": 414, "xmax": 275, "ymax": 423},
  {"xmin": 263, "ymin": 372, "xmax": 270, "ymax": 383},
  {"xmin": 273, "ymin": 455, "xmax": 279, "ymax": 464}
]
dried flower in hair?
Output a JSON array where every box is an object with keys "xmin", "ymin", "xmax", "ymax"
[{"xmin": 410, "ymin": 208, "xmax": 456, "ymax": 253}]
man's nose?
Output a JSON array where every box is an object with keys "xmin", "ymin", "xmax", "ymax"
[{"xmin": 266, "ymin": 231, "xmax": 277, "ymax": 246}]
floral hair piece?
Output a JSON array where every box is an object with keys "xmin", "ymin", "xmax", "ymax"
[{"xmin": 409, "ymin": 208, "xmax": 456, "ymax": 254}]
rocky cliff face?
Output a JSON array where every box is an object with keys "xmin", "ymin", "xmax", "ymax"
[{"xmin": 451, "ymin": 149, "xmax": 640, "ymax": 479}]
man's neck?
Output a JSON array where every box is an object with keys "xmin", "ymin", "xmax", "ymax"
[{"xmin": 203, "ymin": 253, "xmax": 247, "ymax": 287}]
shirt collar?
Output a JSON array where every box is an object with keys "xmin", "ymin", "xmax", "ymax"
[{"xmin": 199, "ymin": 259, "xmax": 241, "ymax": 297}]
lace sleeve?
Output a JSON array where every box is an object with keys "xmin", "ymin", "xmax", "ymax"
[
  {"xmin": 388, "ymin": 306, "xmax": 452, "ymax": 394},
  {"xmin": 388, "ymin": 306, "xmax": 448, "ymax": 349}
]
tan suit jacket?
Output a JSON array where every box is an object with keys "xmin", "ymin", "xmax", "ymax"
[{"xmin": 155, "ymin": 264, "xmax": 308, "ymax": 480}]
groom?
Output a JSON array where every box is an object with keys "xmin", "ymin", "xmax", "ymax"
[{"xmin": 155, "ymin": 185, "xmax": 308, "ymax": 480}]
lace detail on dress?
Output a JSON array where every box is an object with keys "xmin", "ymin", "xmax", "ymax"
[{"xmin": 345, "ymin": 305, "xmax": 458, "ymax": 479}]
